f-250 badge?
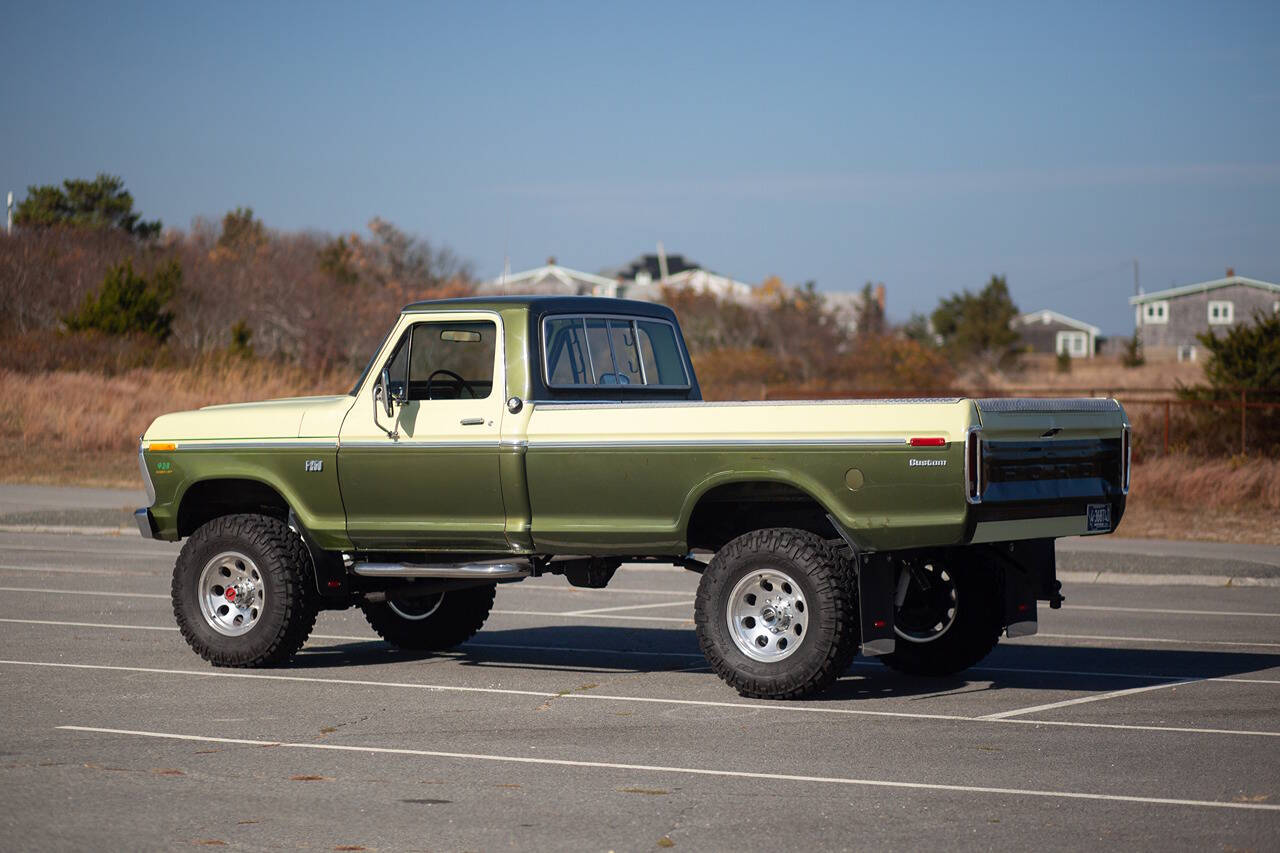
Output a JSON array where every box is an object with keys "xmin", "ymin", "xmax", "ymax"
[{"xmin": 304, "ymin": 459, "xmax": 323, "ymax": 472}]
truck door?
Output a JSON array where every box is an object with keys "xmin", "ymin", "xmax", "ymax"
[{"xmin": 338, "ymin": 312, "xmax": 509, "ymax": 551}]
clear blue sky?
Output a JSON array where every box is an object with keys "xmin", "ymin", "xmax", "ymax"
[{"xmin": 3, "ymin": 1, "xmax": 1278, "ymax": 334}]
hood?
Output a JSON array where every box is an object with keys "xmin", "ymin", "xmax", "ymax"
[{"xmin": 143, "ymin": 395, "xmax": 355, "ymax": 442}]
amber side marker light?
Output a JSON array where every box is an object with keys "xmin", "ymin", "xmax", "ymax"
[
  {"xmin": 147, "ymin": 442, "xmax": 177, "ymax": 451},
  {"xmin": 909, "ymin": 437, "xmax": 947, "ymax": 447}
]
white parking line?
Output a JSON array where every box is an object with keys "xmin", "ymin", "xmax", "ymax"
[
  {"xmin": 1057, "ymin": 604, "xmax": 1280, "ymax": 618},
  {"xmin": 55, "ymin": 725, "xmax": 1280, "ymax": 812},
  {"xmin": 563, "ymin": 600, "xmax": 694, "ymax": 616},
  {"xmin": 493, "ymin": 608, "xmax": 693, "ymax": 623},
  {"xmin": 5, "ymin": 659, "xmax": 1279, "ymax": 738},
  {"xmin": 3, "ymin": 617, "xmax": 1278, "ymax": 685},
  {"xmin": 0, "ymin": 545, "xmax": 173, "ymax": 559},
  {"xmin": 0, "ymin": 586, "xmax": 167, "ymax": 599},
  {"xmin": 0, "ymin": 565, "xmax": 159, "ymax": 578},
  {"xmin": 6, "ymin": 587, "xmax": 1280, "ymax": 645},
  {"xmin": 1030, "ymin": 632, "xmax": 1280, "ymax": 649},
  {"xmin": 980, "ymin": 680, "xmax": 1203, "ymax": 720}
]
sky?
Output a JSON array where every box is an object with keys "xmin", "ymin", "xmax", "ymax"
[{"xmin": 2, "ymin": 1, "xmax": 1278, "ymax": 334}]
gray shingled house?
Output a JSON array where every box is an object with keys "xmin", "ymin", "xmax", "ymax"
[
  {"xmin": 1011, "ymin": 309, "xmax": 1101, "ymax": 358},
  {"xmin": 1129, "ymin": 272, "xmax": 1280, "ymax": 362}
]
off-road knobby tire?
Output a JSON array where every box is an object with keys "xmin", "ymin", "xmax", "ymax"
[
  {"xmin": 880, "ymin": 554, "xmax": 1003, "ymax": 677},
  {"xmin": 172, "ymin": 513, "xmax": 318, "ymax": 667},
  {"xmin": 695, "ymin": 528, "xmax": 859, "ymax": 700},
  {"xmin": 360, "ymin": 584, "xmax": 497, "ymax": 651}
]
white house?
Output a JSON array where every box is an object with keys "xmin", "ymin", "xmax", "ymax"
[{"xmin": 1012, "ymin": 309, "xmax": 1101, "ymax": 358}]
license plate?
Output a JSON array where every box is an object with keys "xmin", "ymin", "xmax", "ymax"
[{"xmin": 1086, "ymin": 503, "xmax": 1112, "ymax": 533}]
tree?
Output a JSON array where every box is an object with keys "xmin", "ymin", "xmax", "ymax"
[
  {"xmin": 1197, "ymin": 310, "xmax": 1280, "ymax": 392},
  {"xmin": 217, "ymin": 207, "xmax": 266, "ymax": 252},
  {"xmin": 14, "ymin": 174, "xmax": 160, "ymax": 238},
  {"xmin": 901, "ymin": 313, "xmax": 935, "ymax": 345},
  {"xmin": 317, "ymin": 235, "xmax": 359, "ymax": 285},
  {"xmin": 1121, "ymin": 331, "xmax": 1145, "ymax": 368},
  {"xmin": 856, "ymin": 282, "xmax": 886, "ymax": 336},
  {"xmin": 64, "ymin": 259, "xmax": 180, "ymax": 341},
  {"xmin": 930, "ymin": 275, "xmax": 1021, "ymax": 367}
]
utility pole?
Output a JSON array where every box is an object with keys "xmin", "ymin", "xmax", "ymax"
[
  {"xmin": 6, "ymin": 191, "xmax": 12, "ymax": 234},
  {"xmin": 1133, "ymin": 258, "xmax": 1140, "ymax": 296},
  {"xmin": 656, "ymin": 241, "xmax": 669, "ymax": 284}
]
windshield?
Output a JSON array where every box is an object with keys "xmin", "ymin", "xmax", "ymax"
[{"xmin": 348, "ymin": 323, "xmax": 397, "ymax": 396}]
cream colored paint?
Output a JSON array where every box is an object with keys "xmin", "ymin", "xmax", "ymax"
[
  {"xmin": 524, "ymin": 400, "xmax": 975, "ymax": 445},
  {"xmin": 340, "ymin": 310, "xmax": 508, "ymax": 447},
  {"xmin": 144, "ymin": 395, "xmax": 353, "ymax": 442}
]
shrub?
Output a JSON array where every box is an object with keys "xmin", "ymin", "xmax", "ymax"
[{"xmin": 64, "ymin": 259, "xmax": 180, "ymax": 342}]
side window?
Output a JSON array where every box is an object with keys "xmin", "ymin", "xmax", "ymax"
[
  {"xmin": 608, "ymin": 321, "xmax": 643, "ymax": 385},
  {"xmin": 546, "ymin": 317, "xmax": 594, "ymax": 384},
  {"xmin": 636, "ymin": 320, "xmax": 688, "ymax": 386},
  {"xmin": 405, "ymin": 320, "xmax": 497, "ymax": 400},
  {"xmin": 544, "ymin": 315, "xmax": 689, "ymax": 388},
  {"xmin": 584, "ymin": 319, "xmax": 616, "ymax": 383}
]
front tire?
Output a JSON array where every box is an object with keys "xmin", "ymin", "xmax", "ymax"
[
  {"xmin": 360, "ymin": 584, "xmax": 496, "ymax": 651},
  {"xmin": 880, "ymin": 554, "xmax": 1003, "ymax": 677},
  {"xmin": 695, "ymin": 528, "xmax": 859, "ymax": 700},
  {"xmin": 172, "ymin": 514, "xmax": 318, "ymax": 667}
]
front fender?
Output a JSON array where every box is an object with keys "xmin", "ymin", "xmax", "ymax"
[{"xmin": 144, "ymin": 443, "xmax": 349, "ymax": 549}]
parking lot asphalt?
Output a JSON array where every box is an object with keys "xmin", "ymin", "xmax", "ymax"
[{"xmin": 1, "ymin": 528, "xmax": 1277, "ymax": 851}]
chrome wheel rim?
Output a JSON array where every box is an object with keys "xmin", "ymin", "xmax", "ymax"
[
  {"xmin": 726, "ymin": 569, "xmax": 808, "ymax": 662},
  {"xmin": 198, "ymin": 551, "xmax": 265, "ymax": 637},
  {"xmin": 893, "ymin": 561, "xmax": 959, "ymax": 644},
  {"xmin": 388, "ymin": 592, "xmax": 445, "ymax": 621}
]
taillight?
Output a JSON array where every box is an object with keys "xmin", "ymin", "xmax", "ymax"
[
  {"xmin": 1121, "ymin": 426, "xmax": 1131, "ymax": 494},
  {"xmin": 965, "ymin": 427, "xmax": 983, "ymax": 504}
]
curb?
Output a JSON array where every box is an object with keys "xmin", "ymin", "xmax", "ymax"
[
  {"xmin": 1057, "ymin": 570, "xmax": 1280, "ymax": 588},
  {"xmin": 0, "ymin": 524, "xmax": 134, "ymax": 537}
]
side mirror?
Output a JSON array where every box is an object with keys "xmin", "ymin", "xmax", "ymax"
[{"xmin": 378, "ymin": 367, "xmax": 396, "ymax": 418}]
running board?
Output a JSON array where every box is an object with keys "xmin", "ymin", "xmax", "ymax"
[{"xmin": 351, "ymin": 560, "xmax": 532, "ymax": 580}]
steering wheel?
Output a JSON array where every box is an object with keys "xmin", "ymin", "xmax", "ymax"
[{"xmin": 425, "ymin": 368, "xmax": 477, "ymax": 399}]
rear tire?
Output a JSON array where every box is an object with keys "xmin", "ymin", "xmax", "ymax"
[
  {"xmin": 695, "ymin": 528, "xmax": 859, "ymax": 700},
  {"xmin": 880, "ymin": 553, "xmax": 1002, "ymax": 677},
  {"xmin": 172, "ymin": 513, "xmax": 318, "ymax": 667},
  {"xmin": 360, "ymin": 584, "xmax": 496, "ymax": 651}
]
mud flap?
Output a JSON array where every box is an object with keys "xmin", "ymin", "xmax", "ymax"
[
  {"xmin": 1002, "ymin": 539, "xmax": 1058, "ymax": 638},
  {"xmin": 857, "ymin": 553, "xmax": 897, "ymax": 656}
]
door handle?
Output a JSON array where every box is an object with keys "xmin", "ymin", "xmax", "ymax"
[{"xmin": 460, "ymin": 418, "xmax": 485, "ymax": 426}]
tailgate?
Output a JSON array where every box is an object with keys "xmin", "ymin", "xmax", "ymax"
[{"xmin": 966, "ymin": 398, "xmax": 1131, "ymax": 543}]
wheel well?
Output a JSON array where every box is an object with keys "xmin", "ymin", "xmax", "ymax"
[
  {"xmin": 685, "ymin": 481, "xmax": 836, "ymax": 552},
  {"xmin": 177, "ymin": 479, "xmax": 290, "ymax": 538}
]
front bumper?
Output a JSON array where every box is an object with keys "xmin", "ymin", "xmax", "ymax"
[{"xmin": 134, "ymin": 508, "xmax": 157, "ymax": 539}]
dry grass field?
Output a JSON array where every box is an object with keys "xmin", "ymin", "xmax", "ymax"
[
  {"xmin": 0, "ymin": 365, "xmax": 351, "ymax": 486},
  {"xmin": 2, "ymin": 364, "xmax": 1274, "ymax": 543}
]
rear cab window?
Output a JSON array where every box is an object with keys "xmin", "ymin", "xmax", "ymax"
[{"xmin": 543, "ymin": 315, "xmax": 689, "ymax": 389}]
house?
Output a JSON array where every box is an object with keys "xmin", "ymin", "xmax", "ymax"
[
  {"xmin": 478, "ymin": 258, "xmax": 621, "ymax": 297},
  {"xmin": 1129, "ymin": 271, "xmax": 1280, "ymax": 362},
  {"xmin": 607, "ymin": 252, "xmax": 755, "ymax": 302},
  {"xmin": 1012, "ymin": 309, "xmax": 1101, "ymax": 358}
]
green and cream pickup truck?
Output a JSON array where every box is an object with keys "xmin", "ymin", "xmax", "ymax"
[{"xmin": 137, "ymin": 296, "xmax": 1130, "ymax": 699}]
